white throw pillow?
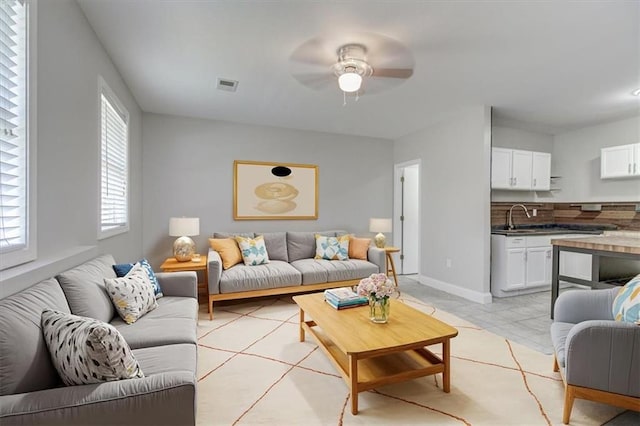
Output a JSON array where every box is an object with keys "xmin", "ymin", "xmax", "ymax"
[
  {"xmin": 105, "ymin": 262, "xmax": 158, "ymax": 324},
  {"xmin": 41, "ymin": 309, "xmax": 144, "ymax": 386}
]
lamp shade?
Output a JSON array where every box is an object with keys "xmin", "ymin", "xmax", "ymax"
[
  {"xmin": 369, "ymin": 218, "xmax": 392, "ymax": 233},
  {"xmin": 169, "ymin": 217, "xmax": 200, "ymax": 237},
  {"xmin": 338, "ymin": 72, "xmax": 362, "ymax": 93}
]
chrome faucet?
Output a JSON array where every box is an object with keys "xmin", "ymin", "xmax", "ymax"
[{"xmin": 507, "ymin": 204, "xmax": 531, "ymax": 230}]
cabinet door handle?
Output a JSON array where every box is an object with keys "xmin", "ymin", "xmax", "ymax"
[
  {"xmin": 629, "ymin": 164, "xmax": 632, "ymax": 174},
  {"xmin": 533, "ymin": 178, "xmax": 537, "ymax": 187},
  {"xmin": 514, "ymin": 177, "xmax": 517, "ymax": 186}
]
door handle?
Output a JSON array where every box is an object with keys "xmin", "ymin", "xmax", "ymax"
[{"xmin": 533, "ymin": 178, "xmax": 537, "ymax": 187}]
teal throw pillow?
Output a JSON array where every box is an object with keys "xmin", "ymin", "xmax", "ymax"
[
  {"xmin": 612, "ymin": 274, "xmax": 640, "ymax": 323},
  {"xmin": 113, "ymin": 258, "xmax": 163, "ymax": 297}
]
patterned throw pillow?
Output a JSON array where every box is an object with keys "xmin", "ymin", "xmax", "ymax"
[
  {"xmin": 612, "ymin": 274, "xmax": 640, "ymax": 323},
  {"xmin": 235, "ymin": 235, "xmax": 270, "ymax": 266},
  {"xmin": 105, "ymin": 263, "xmax": 158, "ymax": 324},
  {"xmin": 209, "ymin": 238, "xmax": 243, "ymax": 269},
  {"xmin": 348, "ymin": 236, "xmax": 371, "ymax": 260},
  {"xmin": 315, "ymin": 234, "xmax": 350, "ymax": 260},
  {"xmin": 41, "ymin": 309, "xmax": 144, "ymax": 386},
  {"xmin": 113, "ymin": 258, "xmax": 163, "ymax": 298}
]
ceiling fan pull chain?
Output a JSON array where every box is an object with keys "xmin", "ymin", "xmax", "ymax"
[
  {"xmin": 355, "ymin": 92, "xmax": 359, "ymax": 102},
  {"xmin": 343, "ymin": 91, "xmax": 347, "ymax": 106}
]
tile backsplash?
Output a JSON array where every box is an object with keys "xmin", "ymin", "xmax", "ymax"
[{"xmin": 491, "ymin": 202, "xmax": 640, "ymax": 230}]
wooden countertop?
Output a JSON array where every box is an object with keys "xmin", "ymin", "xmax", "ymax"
[{"xmin": 551, "ymin": 234, "xmax": 640, "ymax": 255}]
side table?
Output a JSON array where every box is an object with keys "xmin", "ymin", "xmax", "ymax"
[
  {"xmin": 384, "ymin": 246, "xmax": 400, "ymax": 287},
  {"xmin": 160, "ymin": 254, "xmax": 208, "ymax": 315}
]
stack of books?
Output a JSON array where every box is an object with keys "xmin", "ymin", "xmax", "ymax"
[{"xmin": 324, "ymin": 287, "xmax": 369, "ymax": 310}]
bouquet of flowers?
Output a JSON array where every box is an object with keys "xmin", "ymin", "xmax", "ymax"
[{"xmin": 356, "ymin": 273, "xmax": 395, "ymax": 301}]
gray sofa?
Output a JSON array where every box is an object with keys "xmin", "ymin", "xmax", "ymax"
[
  {"xmin": 0, "ymin": 254, "xmax": 199, "ymax": 426},
  {"xmin": 207, "ymin": 231, "xmax": 386, "ymax": 319},
  {"xmin": 550, "ymin": 287, "xmax": 640, "ymax": 424}
]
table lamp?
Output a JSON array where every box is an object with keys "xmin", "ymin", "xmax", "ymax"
[
  {"xmin": 369, "ymin": 218, "xmax": 392, "ymax": 248},
  {"xmin": 169, "ymin": 217, "xmax": 200, "ymax": 262}
]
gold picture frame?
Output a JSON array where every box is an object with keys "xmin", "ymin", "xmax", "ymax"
[{"xmin": 233, "ymin": 160, "xmax": 319, "ymax": 220}]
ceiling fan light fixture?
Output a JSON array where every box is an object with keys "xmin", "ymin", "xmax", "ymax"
[{"xmin": 338, "ymin": 71, "xmax": 362, "ymax": 93}]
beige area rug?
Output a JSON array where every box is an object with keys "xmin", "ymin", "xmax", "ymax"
[{"xmin": 195, "ymin": 295, "xmax": 623, "ymax": 425}]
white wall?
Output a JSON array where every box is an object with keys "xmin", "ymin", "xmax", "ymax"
[
  {"xmin": 141, "ymin": 113, "xmax": 394, "ymax": 268},
  {"xmin": 394, "ymin": 106, "xmax": 492, "ymax": 303},
  {"xmin": 551, "ymin": 116, "xmax": 640, "ymax": 202},
  {"xmin": 491, "ymin": 125, "xmax": 554, "ymax": 203},
  {"xmin": 1, "ymin": 0, "xmax": 143, "ymax": 296}
]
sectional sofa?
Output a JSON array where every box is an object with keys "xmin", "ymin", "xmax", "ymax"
[
  {"xmin": 207, "ymin": 230, "xmax": 386, "ymax": 318},
  {"xmin": 0, "ymin": 255, "xmax": 199, "ymax": 426}
]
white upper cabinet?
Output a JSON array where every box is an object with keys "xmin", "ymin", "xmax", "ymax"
[
  {"xmin": 601, "ymin": 143, "xmax": 640, "ymax": 179},
  {"xmin": 531, "ymin": 152, "xmax": 551, "ymax": 190},
  {"xmin": 491, "ymin": 148, "xmax": 551, "ymax": 190}
]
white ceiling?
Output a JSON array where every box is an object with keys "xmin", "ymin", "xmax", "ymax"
[{"xmin": 77, "ymin": 0, "xmax": 640, "ymax": 139}]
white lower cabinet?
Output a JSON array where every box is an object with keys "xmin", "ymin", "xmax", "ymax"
[{"xmin": 492, "ymin": 233, "xmax": 593, "ymax": 297}]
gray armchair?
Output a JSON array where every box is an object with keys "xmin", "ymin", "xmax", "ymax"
[{"xmin": 550, "ymin": 288, "xmax": 640, "ymax": 424}]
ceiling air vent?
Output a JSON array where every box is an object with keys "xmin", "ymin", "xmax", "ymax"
[{"xmin": 217, "ymin": 78, "xmax": 238, "ymax": 92}]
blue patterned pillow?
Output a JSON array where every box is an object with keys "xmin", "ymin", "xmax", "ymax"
[
  {"xmin": 314, "ymin": 234, "xmax": 349, "ymax": 260},
  {"xmin": 113, "ymin": 258, "xmax": 163, "ymax": 298},
  {"xmin": 235, "ymin": 235, "xmax": 270, "ymax": 266},
  {"xmin": 612, "ymin": 274, "xmax": 640, "ymax": 323}
]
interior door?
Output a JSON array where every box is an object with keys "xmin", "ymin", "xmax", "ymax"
[{"xmin": 401, "ymin": 165, "xmax": 419, "ymax": 274}]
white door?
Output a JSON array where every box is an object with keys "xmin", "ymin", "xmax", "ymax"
[
  {"xmin": 491, "ymin": 148, "xmax": 512, "ymax": 189},
  {"xmin": 511, "ymin": 150, "xmax": 533, "ymax": 189},
  {"xmin": 601, "ymin": 144, "xmax": 634, "ymax": 178},
  {"xmin": 531, "ymin": 152, "xmax": 551, "ymax": 190},
  {"xmin": 526, "ymin": 247, "xmax": 550, "ymax": 287},
  {"xmin": 393, "ymin": 160, "xmax": 420, "ymax": 275},
  {"xmin": 506, "ymin": 248, "xmax": 526, "ymax": 290}
]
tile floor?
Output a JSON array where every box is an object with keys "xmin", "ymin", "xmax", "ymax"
[{"xmin": 400, "ymin": 275, "xmax": 639, "ymax": 426}]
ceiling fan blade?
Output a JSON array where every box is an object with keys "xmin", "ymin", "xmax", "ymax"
[
  {"xmin": 292, "ymin": 73, "xmax": 334, "ymax": 90},
  {"xmin": 371, "ymin": 68, "xmax": 414, "ymax": 79},
  {"xmin": 290, "ymin": 37, "xmax": 335, "ymax": 66}
]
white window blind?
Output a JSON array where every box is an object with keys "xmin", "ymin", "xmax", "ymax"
[
  {"xmin": 0, "ymin": 0, "xmax": 27, "ymax": 253},
  {"xmin": 99, "ymin": 84, "xmax": 129, "ymax": 237}
]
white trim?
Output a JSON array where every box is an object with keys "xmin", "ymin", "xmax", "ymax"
[
  {"xmin": 97, "ymin": 75, "xmax": 130, "ymax": 240},
  {"xmin": 393, "ymin": 159, "xmax": 421, "ymax": 275},
  {"xmin": 417, "ymin": 274, "xmax": 493, "ymax": 304}
]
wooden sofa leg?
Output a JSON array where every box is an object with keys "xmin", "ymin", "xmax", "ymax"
[
  {"xmin": 563, "ymin": 385, "xmax": 575, "ymax": 424},
  {"xmin": 208, "ymin": 295, "xmax": 214, "ymax": 320},
  {"xmin": 553, "ymin": 355, "xmax": 559, "ymax": 372}
]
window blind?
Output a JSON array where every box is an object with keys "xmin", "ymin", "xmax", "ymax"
[
  {"xmin": 0, "ymin": 0, "xmax": 27, "ymax": 252},
  {"xmin": 100, "ymin": 90, "xmax": 129, "ymax": 234}
]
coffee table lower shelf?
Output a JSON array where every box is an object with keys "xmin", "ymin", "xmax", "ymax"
[{"xmin": 301, "ymin": 320, "xmax": 448, "ymax": 414}]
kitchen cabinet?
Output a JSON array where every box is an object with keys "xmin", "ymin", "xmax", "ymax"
[
  {"xmin": 491, "ymin": 148, "xmax": 551, "ymax": 190},
  {"xmin": 491, "ymin": 235, "xmax": 553, "ymax": 297},
  {"xmin": 601, "ymin": 143, "xmax": 640, "ymax": 179}
]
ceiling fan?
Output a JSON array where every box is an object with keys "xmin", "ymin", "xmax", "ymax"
[{"xmin": 290, "ymin": 33, "xmax": 414, "ymax": 98}]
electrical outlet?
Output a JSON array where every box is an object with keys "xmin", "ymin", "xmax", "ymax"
[
  {"xmin": 446, "ymin": 258, "xmax": 452, "ymax": 268},
  {"xmin": 532, "ymin": 209, "xmax": 537, "ymax": 217}
]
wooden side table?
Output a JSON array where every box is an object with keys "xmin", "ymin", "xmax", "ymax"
[
  {"xmin": 384, "ymin": 247, "xmax": 400, "ymax": 287},
  {"xmin": 160, "ymin": 254, "xmax": 208, "ymax": 313}
]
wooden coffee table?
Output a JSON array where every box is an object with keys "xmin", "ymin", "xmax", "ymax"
[{"xmin": 293, "ymin": 293, "xmax": 458, "ymax": 415}]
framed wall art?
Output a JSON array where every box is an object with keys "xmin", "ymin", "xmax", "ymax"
[{"xmin": 233, "ymin": 160, "xmax": 319, "ymax": 220}]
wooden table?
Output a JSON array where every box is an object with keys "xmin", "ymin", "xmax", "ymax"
[
  {"xmin": 384, "ymin": 246, "xmax": 400, "ymax": 286},
  {"xmin": 160, "ymin": 254, "xmax": 209, "ymax": 315},
  {"xmin": 293, "ymin": 293, "xmax": 458, "ymax": 415},
  {"xmin": 550, "ymin": 234, "xmax": 640, "ymax": 319}
]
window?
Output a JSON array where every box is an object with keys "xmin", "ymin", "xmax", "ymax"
[
  {"xmin": 99, "ymin": 78, "xmax": 129, "ymax": 239},
  {"xmin": 1, "ymin": 0, "xmax": 35, "ymax": 270}
]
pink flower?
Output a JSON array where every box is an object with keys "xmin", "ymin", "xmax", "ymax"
[{"xmin": 356, "ymin": 273, "xmax": 395, "ymax": 300}]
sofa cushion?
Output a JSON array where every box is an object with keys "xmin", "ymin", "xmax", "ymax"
[
  {"xmin": 349, "ymin": 237, "xmax": 371, "ymax": 260},
  {"xmin": 132, "ymin": 343, "xmax": 197, "ymax": 377},
  {"xmin": 113, "ymin": 258, "xmax": 163, "ymax": 298},
  {"xmin": 324, "ymin": 259, "xmax": 379, "ymax": 282},
  {"xmin": 209, "ymin": 238, "xmax": 243, "ymax": 270},
  {"xmin": 56, "ymin": 254, "xmax": 117, "ymax": 323},
  {"xmin": 612, "ymin": 274, "xmax": 640, "ymax": 323},
  {"xmin": 550, "ymin": 321, "xmax": 575, "ymax": 368},
  {"xmin": 314, "ymin": 234, "xmax": 349, "ymax": 260},
  {"xmin": 112, "ymin": 297, "xmax": 198, "ymax": 349},
  {"xmin": 105, "ymin": 263, "xmax": 159, "ymax": 324},
  {"xmin": 259, "ymin": 232, "xmax": 288, "ymax": 262},
  {"xmin": 287, "ymin": 231, "xmax": 336, "ymax": 262},
  {"xmin": 289, "ymin": 259, "xmax": 329, "ymax": 285},
  {"xmin": 220, "ymin": 261, "xmax": 301, "ymax": 293},
  {"xmin": 236, "ymin": 235, "xmax": 270, "ymax": 266},
  {"xmin": 0, "ymin": 278, "xmax": 70, "ymax": 396},
  {"xmin": 41, "ymin": 309, "xmax": 144, "ymax": 386}
]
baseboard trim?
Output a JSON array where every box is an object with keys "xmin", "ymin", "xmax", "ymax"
[{"xmin": 416, "ymin": 274, "xmax": 493, "ymax": 304}]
